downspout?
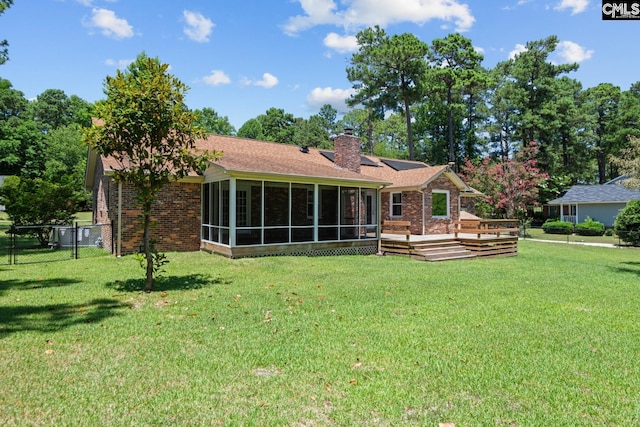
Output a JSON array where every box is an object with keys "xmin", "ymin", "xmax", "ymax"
[
  {"xmin": 422, "ymin": 189, "xmax": 426, "ymax": 235},
  {"xmin": 117, "ymin": 181, "xmax": 122, "ymax": 257}
]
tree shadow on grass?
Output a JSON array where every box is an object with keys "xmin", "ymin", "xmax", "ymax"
[
  {"xmin": 0, "ymin": 298, "xmax": 131, "ymax": 337},
  {"xmin": 611, "ymin": 261, "xmax": 640, "ymax": 277},
  {"xmin": 105, "ymin": 273, "xmax": 231, "ymax": 293},
  {"xmin": 0, "ymin": 275, "xmax": 82, "ymax": 299}
]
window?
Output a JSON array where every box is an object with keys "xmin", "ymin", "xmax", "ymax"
[
  {"xmin": 432, "ymin": 190, "xmax": 449, "ymax": 218},
  {"xmin": 391, "ymin": 192, "xmax": 402, "ymax": 217}
]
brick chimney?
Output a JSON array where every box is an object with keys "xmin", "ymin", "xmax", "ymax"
[{"xmin": 333, "ymin": 128, "xmax": 361, "ymax": 173}]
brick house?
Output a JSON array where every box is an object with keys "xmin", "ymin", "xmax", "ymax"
[{"xmin": 85, "ymin": 131, "xmax": 477, "ymax": 258}]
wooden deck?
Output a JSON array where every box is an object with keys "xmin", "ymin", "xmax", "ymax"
[{"xmin": 380, "ymin": 219, "xmax": 518, "ymax": 261}]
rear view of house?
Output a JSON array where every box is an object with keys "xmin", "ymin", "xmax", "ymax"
[{"xmin": 85, "ymin": 130, "xmax": 479, "ymax": 258}]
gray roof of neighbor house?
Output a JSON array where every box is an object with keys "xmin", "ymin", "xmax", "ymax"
[{"xmin": 547, "ymin": 182, "xmax": 640, "ymax": 205}]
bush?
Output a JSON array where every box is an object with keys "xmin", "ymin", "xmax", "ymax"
[
  {"xmin": 605, "ymin": 229, "xmax": 614, "ymax": 237},
  {"xmin": 542, "ymin": 220, "xmax": 574, "ymax": 235},
  {"xmin": 615, "ymin": 200, "xmax": 640, "ymax": 246},
  {"xmin": 575, "ymin": 217, "xmax": 605, "ymax": 236}
]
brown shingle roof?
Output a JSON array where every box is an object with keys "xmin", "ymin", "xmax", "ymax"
[
  {"xmin": 88, "ymin": 132, "xmax": 472, "ymax": 191},
  {"xmin": 197, "ymin": 134, "xmax": 388, "ymax": 185}
]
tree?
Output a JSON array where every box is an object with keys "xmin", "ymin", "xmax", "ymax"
[
  {"xmin": 610, "ymin": 135, "xmax": 640, "ymax": 190},
  {"xmin": 292, "ymin": 115, "xmax": 331, "ymax": 148},
  {"xmin": 84, "ymin": 52, "xmax": 218, "ymax": 292},
  {"xmin": 347, "ymin": 26, "xmax": 429, "ymax": 160},
  {"xmin": 580, "ymin": 83, "xmax": 621, "ymax": 183},
  {"xmin": 317, "ymin": 104, "xmax": 338, "ymax": 136},
  {"xmin": 31, "ymin": 89, "xmax": 73, "ymax": 132},
  {"xmin": 614, "ymin": 200, "xmax": 640, "ymax": 246},
  {"xmin": 43, "ymin": 124, "xmax": 91, "ymax": 209},
  {"xmin": 237, "ymin": 118, "xmax": 264, "ymax": 139},
  {"xmin": 0, "ymin": 176, "xmax": 77, "ymax": 246},
  {"xmin": 0, "ymin": 0, "xmax": 13, "ymax": 65},
  {"xmin": 427, "ymin": 33, "xmax": 485, "ymax": 168},
  {"xmin": 461, "ymin": 141, "xmax": 549, "ymax": 219},
  {"xmin": 257, "ymin": 107, "xmax": 297, "ymax": 143},
  {"xmin": 193, "ymin": 107, "xmax": 236, "ymax": 135}
]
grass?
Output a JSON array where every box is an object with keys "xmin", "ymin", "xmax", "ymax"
[
  {"xmin": 524, "ymin": 227, "xmax": 624, "ymax": 245},
  {"xmin": 1, "ymin": 241, "xmax": 640, "ymax": 425}
]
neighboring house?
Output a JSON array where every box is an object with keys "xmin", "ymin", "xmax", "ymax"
[
  {"xmin": 85, "ymin": 130, "xmax": 477, "ymax": 258},
  {"xmin": 546, "ymin": 178, "xmax": 640, "ymax": 227}
]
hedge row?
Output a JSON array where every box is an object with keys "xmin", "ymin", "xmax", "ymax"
[{"xmin": 542, "ymin": 218, "xmax": 605, "ymax": 236}]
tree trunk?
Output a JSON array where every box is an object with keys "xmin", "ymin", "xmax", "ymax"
[
  {"xmin": 367, "ymin": 110, "xmax": 374, "ymax": 155},
  {"xmin": 447, "ymin": 87, "xmax": 455, "ymax": 167},
  {"xmin": 142, "ymin": 209, "xmax": 154, "ymax": 292},
  {"xmin": 404, "ymin": 97, "xmax": 414, "ymax": 160}
]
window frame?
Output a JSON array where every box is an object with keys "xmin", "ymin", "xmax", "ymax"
[
  {"xmin": 431, "ymin": 190, "xmax": 450, "ymax": 219},
  {"xmin": 390, "ymin": 192, "xmax": 402, "ymax": 218}
]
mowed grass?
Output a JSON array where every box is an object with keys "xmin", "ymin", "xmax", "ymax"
[
  {"xmin": 1, "ymin": 241, "xmax": 639, "ymax": 426},
  {"xmin": 524, "ymin": 227, "xmax": 623, "ymax": 245}
]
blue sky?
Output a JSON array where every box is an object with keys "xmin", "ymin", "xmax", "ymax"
[{"xmin": 1, "ymin": 1, "xmax": 638, "ymax": 129}]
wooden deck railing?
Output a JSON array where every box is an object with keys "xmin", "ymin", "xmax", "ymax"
[
  {"xmin": 454, "ymin": 219, "xmax": 519, "ymax": 239},
  {"xmin": 382, "ymin": 220, "xmax": 411, "ymax": 241}
]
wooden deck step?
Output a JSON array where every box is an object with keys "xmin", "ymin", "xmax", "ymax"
[{"xmin": 410, "ymin": 240, "xmax": 476, "ymax": 262}]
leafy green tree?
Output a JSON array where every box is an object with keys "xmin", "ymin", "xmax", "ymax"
[
  {"xmin": 258, "ymin": 107, "xmax": 297, "ymax": 143},
  {"xmin": 292, "ymin": 115, "xmax": 331, "ymax": 148},
  {"xmin": 0, "ymin": 80, "xmax": 45, "ymax": 177},
  {"xmin": 30, "ymin": 89, "xmax": 73, "ymax": 131},
  {"xmin": 347, "ymin": 26, "xmax": 429, "ymax": 160},
  {"xmin": 0, "ymin": 175, "xmax": 77, "ymax": 245},
  {"xmin": 614, "ymin": 200, "xmax": 640, "ymax": 246},
  {"xmin": 194, "ymin": 107, "xmax": 236, "ymax": 135},
  {"xmin": 85, "ymin": 52, "xmax": 217, "ymax": 292},
  {"xmin": 237, "ymin": 118, "xmax": 264, "ymax": 139},
  {"xmin": 43, "ymin": 124, "xmax": 91, "ymax": 209},
  {"xmin": 318, "ymin": 104, "xmax": 338, "ymax": 136},
  {"xmin": 0, "ymin": 0, "xmax": 13, "ymax": 65},
  {"xmin": 427, "ymin": 33, "xmax": 485, "ymax": 167},
  {"xmin": 580, "ymin": 83, "xmax": 621, "ymax": 183}
]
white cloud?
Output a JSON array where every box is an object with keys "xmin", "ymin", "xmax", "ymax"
[
  {"xmin": 554, "ymin": 0, "xmax": 589, "ymax": 15},
  {"xmin": 202, "ymin": 70, "xmax": 231, "ymax": 86},
  {"xmin": 183, "ymin": 10, "xmax": 214, "ymax": 43},
  {"xmin": 557, "ymin": 40, "xmax": 593, "ymax": 62},
  {"xmin": 241, "ymin": 73, "xmax": 279, "ymax": 88},
  {"xmin": 254, "ymin": 73, "xmax": 279, "ymax": 88},
  {"xmin": 86, "ymin": 8, "xmax": 134, "ymax": 39},
  {"xmin": 283, "ymin": 0, "xmax": 475, "ymax": 35},
  {"xmin": 105, "ymin": 58, "xmax": 134, "ymax": 69},
  {"xmin": 323, "ymin": 33, "xmax": 358, "ymax": 53},
  {"xmin": 306, "ymin": 87, "xmax": 356, "ymax": 113},
  {"xmin": 508, "ymin": 43, "xmax": 527, "ymax": 59}
]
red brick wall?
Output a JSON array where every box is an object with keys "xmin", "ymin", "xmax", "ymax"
[
  {"xmin": 424, "ymin": 177, "xmax": 461, "ymax": 234},
  {"xmin": 94, "ymin": 166, "xmax": 201, "ymax": 255},
  {"xmin": 381, "ymin": 177, "xmax": 463, "ymax": 235}
]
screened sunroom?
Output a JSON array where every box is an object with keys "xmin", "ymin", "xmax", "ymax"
[{"xmin": 200, "ymin": 178, "xmax": 383, "ymax": 258}]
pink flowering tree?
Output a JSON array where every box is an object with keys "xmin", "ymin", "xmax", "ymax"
[{"xmin": 461, "ymin": 142, "xmax": 549, "ymax": 219}]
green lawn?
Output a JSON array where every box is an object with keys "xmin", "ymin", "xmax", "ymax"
[
  {"xmin": 523, "ymin": 226, "xmax": 624, "ymax": 245},
  {"xmin": 1, "ymin": 241, "xmax": 639, "ymax": 425}
]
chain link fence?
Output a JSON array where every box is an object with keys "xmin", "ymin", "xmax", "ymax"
[{"xmin": 1, "ymin": 223, "xmax": 109, "ymax": 265}]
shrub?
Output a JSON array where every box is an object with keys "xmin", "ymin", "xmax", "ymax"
[
  {"xmin": 605, "ymin": 229, "xmax": 614, "ymax": 237},
  {"xmin": 614, "ymin": 200, "xmax": 640, "ymax": 246},
  {"xmin": 575, "ymin": 217, "xmax": 605, "ymax": 236},
  {"xmin": 542, "ymin": 220, "xmax": 574, "ymax": 235}
]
